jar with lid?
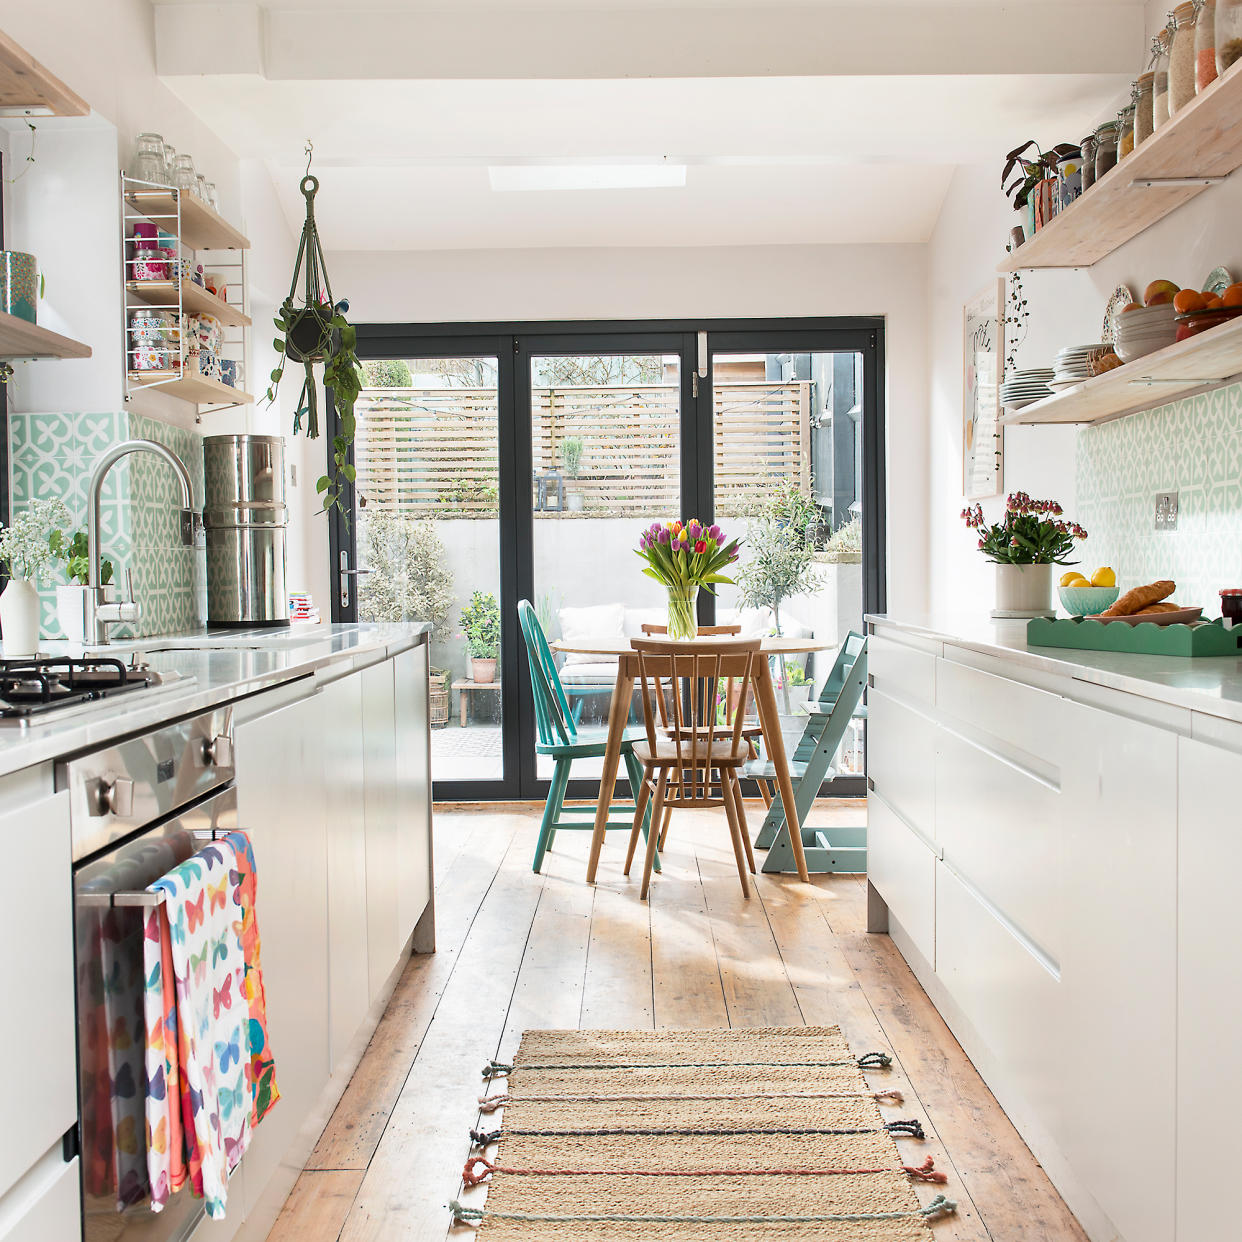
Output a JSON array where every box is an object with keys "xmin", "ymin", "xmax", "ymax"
[
  {"xmin": 1118, "ymin": 101, "xmax": 1137, "ymax": 158},
  {"xmin": 1197, "ymin": 0, "xmax": 1219, "ymax": 88},
  {"xmin": 1135, "ymin": 72, "xmax": 1156, "ymax": 143},
  {"xmin": 1169, "ymin": 2, "xmax": 1200, "ymax": 115},
  {"xmin": 131, "ymin": 133, "xmax": 165, "ymax": 184},
  {"xmin": 1079, "ymin": 132, "xmax": 1098, "ymax": 190},
  {"xmin": 1153, "ymin": 26, "xmax": 1173, "ymax": 126},
  {"xmin": 1057, "ymin": 151, "xmax": 1083, "ymax": 211},
  {"xmin": 1218, "ymin": 0, "xmax": 1242, "ymax": 72},
  {"xmin": 1094, "ymin": 121, "xmax": 1119, "ymax": 181}
]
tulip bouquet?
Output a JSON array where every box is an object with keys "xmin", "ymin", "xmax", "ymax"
[{"xmin": 636, "ymin": 518, "xmax": 741, "ymax": 639}]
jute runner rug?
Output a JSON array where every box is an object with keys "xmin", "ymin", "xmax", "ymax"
[{"xmin": 450, "ymin": 1026, "xmax": 957, "ymax": 1239}]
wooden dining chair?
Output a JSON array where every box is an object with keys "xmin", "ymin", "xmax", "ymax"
[
  {"xmin": 517, "ymin": 600, "xmax": 656, "ymax": 875},
  {"xmin": 624, "ymin": 636, "xmax": 762, "ymax": 899}
]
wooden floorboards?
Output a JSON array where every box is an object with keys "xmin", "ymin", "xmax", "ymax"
[{"xmin": 266, "ymin": 801, "xmax": 1088, "ymax": 1242}]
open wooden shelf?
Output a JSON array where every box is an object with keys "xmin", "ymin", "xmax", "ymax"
[
  {"xmin": 1000, "ymin": 316, "xmax": 1242, "ymax": 426},
  {"xmin": 1000, "ymin": 62, "xmax": 1242, "ymax": 273},
  {"xmin": 0, "ymin": 309, "xmax": 90, "ymax": 360},
  {"xmin": 0, "ymin": 29, "xmax": 88, "ymax": 116},
  {"xmin": 126, "ymin": 278, "xmax": 251, "ymax": 328},
  {"xmin": 127, "ymin": 370, "xmax": 254, "ymax": 406},
  {"xmin": 125, "ymin": 189, "xmax": 250, "ymax": 252}
]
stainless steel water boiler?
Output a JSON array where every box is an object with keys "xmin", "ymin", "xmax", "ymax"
[{"xmin": 203, "ymin": 434, "xmax": 289, "ymax": 627}]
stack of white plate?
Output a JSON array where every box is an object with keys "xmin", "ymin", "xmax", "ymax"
[
  {"xmin": 1114, "ymin": 303, "xmax": 1177, "ymax": 362},
  {"xmin": 1052, "ymin": 343, "xmax": 1110, "ymax": 386},
  {"xmin": 1000, "ymin": 367, "xmax": 1055, "ymax": 409}
]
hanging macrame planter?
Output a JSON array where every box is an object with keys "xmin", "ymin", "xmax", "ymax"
[{"xmin": 266, "ymin": 153, "xmax": 362, "ymax": 518}]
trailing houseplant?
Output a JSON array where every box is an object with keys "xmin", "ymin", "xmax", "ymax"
[
  {"xmin": 962, "ymin": 491, "xmax": 1088, "ymax": 616},
  {"xmin": 0, "ymin": 498, "xmax": 70, "ymax": 655},
  {"xmin": 460, "ymin": 590, "xmax": 501, "ymax": 682},
  {"xmin": 265, "ymin": 163, "xmax": 363, "ymax": 522}
]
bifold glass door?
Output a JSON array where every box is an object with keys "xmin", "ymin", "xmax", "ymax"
[{"xmin": 333, "ymin": 321, "xmax": 883, "ymax": 801}]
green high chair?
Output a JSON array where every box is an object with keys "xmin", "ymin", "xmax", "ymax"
[{"xmin": 517, "ymin": 600, "xmax": 657, "ymax": 875}]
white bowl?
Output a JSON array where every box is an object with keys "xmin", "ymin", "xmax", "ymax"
[{"xmin": 1116, "ymin": 335, "xmax": 1174, "ymax": 363}]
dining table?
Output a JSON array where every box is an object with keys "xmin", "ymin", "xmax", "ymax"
[{"xmin": 551, "ymin": 634, "xmax": 832, "ymax": 885}]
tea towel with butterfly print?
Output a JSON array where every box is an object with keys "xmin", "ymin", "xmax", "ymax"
[
  {"xmin": 150, "ymin": 839, "xmax": 251, "ymax": 1218},
  {"xmin": 141, "ymin": 904, "xmax": 187, "ymax": 1212}
]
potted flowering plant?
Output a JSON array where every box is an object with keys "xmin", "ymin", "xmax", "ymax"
[
  {"xmin": 460, "ymin": 590, "xmax": 501, "ymax": 682},
  {"xmin": 962, "ymin": 491, "xmax": 1088, "ymax": 617},
  {"xmin": 0, "ymin": 497, "xmax": 70, "ymax": 655},
  {"xmin": 636, "ymin": 518, "xmax": 741, "ymax": 640}
]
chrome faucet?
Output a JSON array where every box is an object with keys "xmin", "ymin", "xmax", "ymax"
[{"xmin": 86, "ymin": 439, "xmax": 197, "ymax": 645}]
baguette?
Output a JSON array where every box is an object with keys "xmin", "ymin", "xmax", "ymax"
[
  {"xmin": 1101, "ymin": 580, "xmax": 1175, "ymax": 616},
  {"xmin": 1131, "ymin": 601, "xmax": 1180, "ymax": 615}
]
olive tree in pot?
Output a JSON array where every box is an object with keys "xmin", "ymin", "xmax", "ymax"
[
  {"xmin": 562, "ymin": 437, "xmax": 585, "ymax": 512},
  {"xmin": 461, "ymin": 590, "xmax": 501, "ymax": 683}
]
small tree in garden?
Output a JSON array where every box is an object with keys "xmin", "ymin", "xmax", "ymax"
[
  {"xmin": 362, "ymin": 359, "xmax": 413, "ymax": 388},
  {"xmin": 356, "ymin": 513, "xmax": 455, "ymax": 633}
]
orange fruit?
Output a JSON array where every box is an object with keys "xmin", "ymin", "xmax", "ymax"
[
  {"xmin": 1224, "ymin": 283, "xmax": 1242, "ymax": 308},
  {"xmin": 1174, "ymin": 289, "xmax": 1206, "ymax": 313},
  {"xmin": 1205, "ymin": 293, "xmax": 1224, "ymax": 309},
  {"xmin": 1120, "ymin": 302, "xmax": 1144, "ymax": 313}
]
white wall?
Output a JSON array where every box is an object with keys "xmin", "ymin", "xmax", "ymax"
[{"xmin": 328, "ymin": 242, "xmax": 930, "ymax": 616}]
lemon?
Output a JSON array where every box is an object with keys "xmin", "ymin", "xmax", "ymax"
[
  {"xmin": 1060, "ymin": 572, "xmax": 1090, "ymax": 587},
  {"xmin": 1090, "ymin": 567, "xmax": 1116, "ymax": 588}
]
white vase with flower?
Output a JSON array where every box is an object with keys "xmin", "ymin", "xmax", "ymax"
[{"xmin": 0, "ymin": 497, "xmax": 72, "ymax": 656}]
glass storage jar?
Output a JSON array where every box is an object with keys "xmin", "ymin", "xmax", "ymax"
[
  {"xmin": 1135, "ymin": 71, "xmax": 1156, "ymax": 143},
  {"xmin": 196, "ymin": 174, "xmax": 210, "ymax": 203},
  {"xmin": 1169, "ymin": 2, "xmax": 1200, "ymax": 114},
  {"xmin": 1197, "ymin": 0, "xmax": 1219, "ymax": 88},
  {"xmin": 1094, "ymin": 121, "xmax": 1119, "ymax": 180},
  {"xmin": 1218, "ymin": 0, "xmax": 1242, "ymax": 72},
  {"xmin": 173, "ymin": 154, "xmax": 198, "ymax": 194},
  {"xmin": 1079, "ymin": 133, "xmax": 1098, "ymax": 190},
  {"xmin": 1153, "ymin": 27, "xmax": 1173, "ymax": 126},
  {"xmin": 160, "ymin": 142, "xmax": 177, "ymax": 186},
  {"xmin": 206, "ymin": 182, "xmax": 220, "ymax": 211},
  {"xmin": 131, "ymin": 133, "xmax": 165, "ymax": 184},
  {"xmin": 1119, "ymin": 101, "xmax": 1137, "ymax": 157}
]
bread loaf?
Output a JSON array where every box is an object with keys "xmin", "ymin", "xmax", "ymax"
[{"xmin": 1101, "ymin": 580, "xmax": 1175, "ymax": 616}]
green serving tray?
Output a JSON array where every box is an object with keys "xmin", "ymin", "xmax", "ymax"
[{"xmin": 1027, "ymin": 615, "xmax": 1242, "ymax": 657}]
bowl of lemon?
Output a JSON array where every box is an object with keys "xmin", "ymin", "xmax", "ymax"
[{"xmin": 1058, "ymin": 568, "xmax": 1120, "ymax": 617}]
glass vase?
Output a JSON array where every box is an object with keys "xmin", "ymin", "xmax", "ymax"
[{"xmin": 666, "ymin": 583, "xmax": 699, "ymax": 640}]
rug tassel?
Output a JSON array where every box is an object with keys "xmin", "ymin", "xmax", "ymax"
[
  {"xmin": 873, "ymin": 1090, "xmax": 904, "ymax": 1103},
  {"xmin": 461, "ymin": 1156, "xmax": 496, "ymax": 1188},
  {"xmin": 478, "ymin": 1093, "xmax": 508, "ymax": 1114},
  {"xmin": 448, "ymin": 1199, "xmax": 484, "ymax": 1225},
  {"xmin": 920, "ymin": 1194, "xmax": 958, "ymax": 1220},
  {"xmin": 904, "ymin": 1156, "xmax": 948, "ymax": 1184},
  {"xmin": 857, "ymin": 1051, "xmax": 893, "ymax": 1069},
  {"xmin": 469, "ymin": 1128, "xmax": 501, "ymax": 1148},
  {"xmin": 885, "ymin": 1119, "xmax": 926, "ymax": 1139},
  {"xmin": 481, "ymin": 1060, "xmax": 513, "ymax": 1080}
]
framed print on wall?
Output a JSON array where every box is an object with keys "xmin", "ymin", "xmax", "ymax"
[{"xmin": 963, "ymin": 279, "xmax": 1005, "ymax": 499}]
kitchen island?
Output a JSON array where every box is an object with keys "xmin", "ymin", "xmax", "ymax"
[
  {"xmin": 0, "ymin": 623, "xmax": 433, "ymax": 1242},
  {"xmin": 866, "ymin": 614, "xmax": 1242, "ymax": 1242}
]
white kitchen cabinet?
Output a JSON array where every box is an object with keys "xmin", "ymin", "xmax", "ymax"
[
  {"xmin": 0, "ymin": 1157, "xmax": 80, "ymax": 1242},
  {"xmin": 361, "ymin": 660, "xmax": 402, "ymax": 1001},
  {"xmin": 1175, "ymin": 736, "xmax": 1242, "ymax": 1242},
  {"xmin": 320, "ymin": 673, "xmax": 371, "ymax": 1069},
  {"xmin": 0, "ymin": 792, "xmax": 75, "ymax": 1199},
  {"xmin": 393, "ymin": 646, "xmax": 432, "ymax": 948},
  {"xmin": 866, "ymin": 791, "xmax": 936, "ymax": 964},
  {"xmin": 866, "ymin": 687, "xmax": 937, "ymax": 840},
  {"xmin": 234, "ymin": 691, "xmax": 330, "ymax": 1221}
]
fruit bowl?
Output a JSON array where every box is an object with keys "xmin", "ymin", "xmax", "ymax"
[
  {"xmin": 1058, "ymin": 585, "xmax": 1121, "ymax": 617},
  {"xmin": 1173, "ymin": 305, "xmax": 1242, "ymax": 340}
]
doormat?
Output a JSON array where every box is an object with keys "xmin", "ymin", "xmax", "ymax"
[{"xmin": 449, "ymin": 1026, "xmax": 956, "ymax": 1238}]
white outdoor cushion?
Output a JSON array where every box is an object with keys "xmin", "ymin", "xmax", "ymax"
[
  {"xmin": 558, "ymin": 662, "xmax": 621, "ymax": 685},
  {"xmin": 558, "ymin": 603, "xmax": 625, "ymax": 665},
  {"xmin": 623, "ymin": 607, "xmax": 665, "ymax": 637}
]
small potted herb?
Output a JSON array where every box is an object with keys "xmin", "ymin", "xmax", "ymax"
[
  {"xmin": 49, "ymin": 528, "xmax": 113, "ymax": 644},
  {"xmin": 460, "ymin": 590, "xmax": 501, "ymax": 683},
  {"xmin": 0, "ymin": 498, "xmax": 70, "ymax": 655},
  {"xmin": 962, "ymin": 492, "xmax": 1087, "ymax": 617}
]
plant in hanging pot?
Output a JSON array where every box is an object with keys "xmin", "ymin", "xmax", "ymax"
[
  {"xmin": 48, "ymin": 528, "xmax": 113, "ymax": 644},
  {"xmin": 460, "ymin": 590, "xmax": 501, "ymax": 683},
  {"xmin": 962, "ymin": 492, "xmax": 1088, "ymax": 618},
  {"xmin": 265, "ymin": 166, "xmax": 364, "ymax": 521},
  {"xmin": 0, "ymin": 498, "xmax": 70, "ymax": 656}
]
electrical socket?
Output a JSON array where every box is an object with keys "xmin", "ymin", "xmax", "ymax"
[{"xmin": 1154, "ymin": 491, "xmax": 1179, "ymax": 531}]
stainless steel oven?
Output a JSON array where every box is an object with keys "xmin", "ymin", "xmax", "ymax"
[{"xmin": 64, "ymin": 707, "xmax": 236, "ymax": 1242}]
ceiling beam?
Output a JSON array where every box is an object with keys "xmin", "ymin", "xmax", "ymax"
[{"xmin": 155, "ymin": 2, "xmax": 1146, "ymax": 81}]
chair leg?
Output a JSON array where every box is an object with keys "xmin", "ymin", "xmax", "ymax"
[
  {"xmin": 758, "ymin": 778, "xmax": 774, "ymax": 808},
  {"xmin": 640, "ymin": 770, "xmax": 669, "ymax": 900},
  {"xmin": 532, "ymin": 757, "xmax": 571, "ymax": 873},
  {"xmin": 623, "ymin": 749, "xmax": 660, "ymax": 874},
  {"xmin": 728, "ymin": 769, "xmax": 757, "ymax": 874},
  {"xmin": 720, "ymin": 769, "xmax": 751, "ymax": 899},
  {"xmin": 657, "ymin": 767, "xmax": 677, "ymax": 850},
  {"xmin": 624, "ymin": 766, "xmax": 653, "ymax": 876}
]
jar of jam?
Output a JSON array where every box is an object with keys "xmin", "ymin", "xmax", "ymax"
[{"xmin": 1220, "ymin": 588, "xmax": 1242, "ymax": 627}]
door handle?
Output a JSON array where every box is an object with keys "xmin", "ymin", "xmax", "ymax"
[{"xmin": 338, "ymin": 551, "xmax": 371, "ymax": 609}]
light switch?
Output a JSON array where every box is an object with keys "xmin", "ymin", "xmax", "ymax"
[{"xmin": 1154, "ymin": 491, "xmax": 1179, "ymax": 531}]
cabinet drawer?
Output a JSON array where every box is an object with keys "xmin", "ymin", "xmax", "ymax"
[
  {"xmin": 0, "ymin": 1156, "xmax": 80, "ymax": 1242},
  {"xmin": 868, "ymin": 634, "xmax": 935, "ymax": 706},
  {"xmin": 936, "ymin": 657, "xmax": 1066, "ymax": 763},
  {"xmin": 867, "ymin": 792, "xmax": 935, "ymax": 965},
  {"xmin": 867, "ymin": 688, "xmax": 936, "ymax": 841}
]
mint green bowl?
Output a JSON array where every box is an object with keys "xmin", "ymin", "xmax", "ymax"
[{"xmin": 1058, "ymin": 584, "xmax": 1121, "ymax": 617}]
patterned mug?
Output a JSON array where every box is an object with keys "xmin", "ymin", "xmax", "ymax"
[{"xmin": 0, "ymin": 251, "xmax": 38, "ymax": 323}]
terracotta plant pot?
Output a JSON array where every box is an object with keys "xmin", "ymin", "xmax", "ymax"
[{"xmin": 471, "ymin": 657, "xmax": 498, "ymax": 684}]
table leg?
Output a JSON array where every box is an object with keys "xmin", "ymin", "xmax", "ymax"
[
  {"xmin": 586, "ymin": 662, "xmax": 634, "ymax": 884},
  {"xmin": 460, "ymin": 690, "xmax": 468, "ymax": 729},
  {"xmin": 753, "ymin": 659, "xmax": 810, "ymax": 883}
]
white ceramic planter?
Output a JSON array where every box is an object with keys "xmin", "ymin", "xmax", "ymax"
[
  {"xmin": 56, "ymin": 584, "xmax": 91, "ymax": 644},
  {"xmin": 0, "ymin": 578, "xmax": 41, "ymax": 656},
  {"xmin": 992, "ymin": 563, "xmax": 1055, "ymax": 618}
]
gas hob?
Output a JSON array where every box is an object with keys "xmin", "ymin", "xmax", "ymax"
[{"xmin": 0, "ymin": 656, "xmax": 184, "ymax": 727}]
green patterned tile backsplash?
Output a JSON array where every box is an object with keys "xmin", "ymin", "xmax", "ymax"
[
  {"xmin": 9, "ymin": 411, "xmax": 205, "ymax": 639},
  {"xmin": 1076, "ymin": 381, "xmax": 1242, "ymax": 612}
]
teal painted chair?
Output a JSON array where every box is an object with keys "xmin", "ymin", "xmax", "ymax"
[
  {"xmin": 517, "ymin": 600, "xmax": 657, "ymax": 875},
  {"xmin": 743, "ymin": 632, "xmax": 868, "ymax": 874}
]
